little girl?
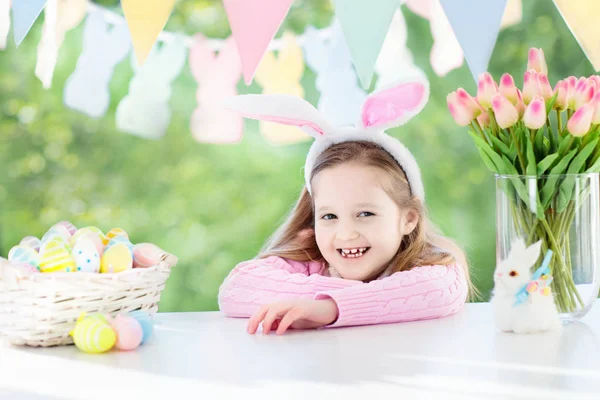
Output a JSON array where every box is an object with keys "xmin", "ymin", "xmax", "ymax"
[{"xmin": 218, "ymin": 74, "xmax": 472, "ymax": 335}]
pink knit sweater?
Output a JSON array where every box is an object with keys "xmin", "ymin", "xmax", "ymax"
[{"xmin": 218, "ymin": 256, "xmax": 468, "ymax": 328}]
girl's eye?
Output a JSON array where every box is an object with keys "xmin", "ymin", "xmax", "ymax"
[
  {"xmin": 358, "ymin": 211, "xmax": 375, "ymax": 217},
  {"xmin": 321, "ymin": 214, "xmax": 337, "ymax": 220},
  {"xmin": 509, "ymin": 270, "xmax": 518, "ymax": 277}
]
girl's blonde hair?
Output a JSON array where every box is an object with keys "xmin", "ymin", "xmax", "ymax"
[{"xmin": 258, "ymin": 141, "xmax": 475, "ymax": 296}]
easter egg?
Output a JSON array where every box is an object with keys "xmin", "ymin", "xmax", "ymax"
[
  {"xmin": 51, "ymin": 221, "xmax": 77, "ymax": 237},
  {"xmin": 41, "ymin": 229, "xmax": 72, "ymax": 252},
  {"xmin": 128, "ymin": 310, "xmax": 154, "ymax": 343},
  {"xmin": 39, "ymin": 238, "xmax": 76, "ymax": 273},
  {"xmin": 19, "ymin": 236, "xmax": 41, "ymax": 252},
  {"xmin": 100, "ymin": 243, "xmax": 133, "ymax": 273},
  {"xmin": 103, "ymin": 228, "xmax": 128, "ymax": 247},
  {"xmin": 111, "ymin": 315, "xmax": 143, "ymax": 351},
  {"xmin": 70, "ymin": 316, "xmax": 116, "ymax": 353},
  {"xmin": 105, "ymin": 236, "xmax": 134, "ymax": 255},
  {"xmin": 9, "ymin": 261, "xmax": 40, "ymax": 275},
  {"xmin": 71, "ymin": 226, "xmax": 105, "ymax": 247},
  {"xmin": 8, "ymin": 245, "xmax": 40, "ymax": 270},
  {"xmin": 71, "ymin": 237, "xmax": 100, "ymax": 273},
  {"xmin": 133, "ymin": 243, "xmax": 163, "ymax": 268}
]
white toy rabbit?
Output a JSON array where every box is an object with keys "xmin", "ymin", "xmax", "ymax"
[{"xmin": 491, "ymin": 237, "xmax": 561, "ymax": 334}]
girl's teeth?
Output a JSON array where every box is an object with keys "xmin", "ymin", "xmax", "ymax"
[{"xmin": 340, "ymin": 248, "xmax": 368, "ymax": 258}]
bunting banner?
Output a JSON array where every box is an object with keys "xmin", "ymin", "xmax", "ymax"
[
  {"xmin": 0, "ymin": 0, "xmax": 10, "ymax": 50},
  {"xmin": 121, "ymin": 0, "xmax": 176, "ymax": 66},
  {"xmin": 332, "ymin": 0, "xmax": 400, "ymax": 89},
  {"xmin": 12, "ymin": 0, "xmax": 47, "ymax": 47},
  {"xmin": 439, "ymin": 0, "xmax": 508, "ymax": 81},
  {"xmin": 553, "ymin": 0, "xmax": 600, "ymax": 71},
  {"xmin": 223, "ymin": 0, "xmax": 294, "ymax": 85}
]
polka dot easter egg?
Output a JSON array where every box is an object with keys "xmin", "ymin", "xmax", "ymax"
[
  {"xmin": 39, "ymin": 238, "xmax": 76, "ymax": 273},
  {"xmin": 71, "ymin": 237, "xmax": 100, "ymax": 273},
  {"xmin": 133, "ymin": 243, "xmax": 163, "ymax": 268},
  {"xmin": 100, "ymin": 243, "xmax": 133, "ymax": 273},
  {"xmin": 111, "ymin": 314, "xmax": 143, "ymax": 351},
  {"xmin": 128, "ymin": 310, "xmax": 154, "ymax": 343},
  {"xmin": 70, "ymin": 226, "xmax": 105, "ymax": 248},
  {"xmin": 51, "ymin": 221, "xmax": 77, "ymax": 237},
  {"xmin": 103, "ymin": 228, "xmax": 129, "ymax": 247},
  {"xmin": 8, "ymin": 245, "xmax": 40, "ymax": 270},
  {"xmin": 105, "ymin": 235, "xmax": 134, "ymax": 255},
  {"xmin": 70, "ymin": 314, "xmax": 116, "ymax": 354},
  {"xmin": 19, "ymin": 236, "xmax": 41, "ymax": 252}
]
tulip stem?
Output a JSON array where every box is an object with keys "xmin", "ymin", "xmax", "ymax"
[
  {"xmin": 556, "ymin": 110, "xmax": 563, "ymax": 136},
  {"xmin": 509, "ymin": 126, "xmax": 526, "ymax": 173}
]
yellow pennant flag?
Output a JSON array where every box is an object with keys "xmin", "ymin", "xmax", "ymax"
[
  {"xmin": 554, "ymin": 0, "xmax": 600, "ymax": 71},
  {"xmin": 121, "ymin": 0, "xmax": 176, "ymax": 65}
]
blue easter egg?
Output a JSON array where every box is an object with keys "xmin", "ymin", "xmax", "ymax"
[{"xmin": 128, "ymin": 310, "xmax": 153, "ymax": 344}]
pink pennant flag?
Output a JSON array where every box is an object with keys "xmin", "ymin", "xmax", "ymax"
[{"xmin": 223, "ymin": 0, "xmax": 293, "ymax": 85}]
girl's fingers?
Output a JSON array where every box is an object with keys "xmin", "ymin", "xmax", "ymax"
[
  {"xmin": 262, "ymin": 306, "xmax": 288, "ymax": 335},
  {"xmin": 276, "ymin": 308, "xmax": 303, "ymax": 335},
  {"xmin": 247, "ymin": 305, "xmax": 270, "ymax": 334}
]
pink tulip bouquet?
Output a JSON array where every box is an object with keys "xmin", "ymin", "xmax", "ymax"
[{"xmin": 448, "ymin": 48, "xmax": 600, "ymax": 315}]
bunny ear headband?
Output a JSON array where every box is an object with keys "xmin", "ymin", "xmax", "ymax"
[{"xmin": 224, "ymin": 73, "xmax": 430, "ymax": 200}]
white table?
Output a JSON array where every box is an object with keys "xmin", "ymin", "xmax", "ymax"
[{"xmin": 1, "ymin": 303, "xmax": 600, "ymax": 400}]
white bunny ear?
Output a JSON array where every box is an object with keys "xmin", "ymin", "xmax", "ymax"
[
  {"xmin": 360, "ymin": 71, "xmax": 429, "ymax": 131},
  {"xmin": 223, "ymin": 94, "xmax": 332, "ymax": 139},
  {"xmin": 523, "ymin": 240, "xmax": 543, "ymax": 268}
]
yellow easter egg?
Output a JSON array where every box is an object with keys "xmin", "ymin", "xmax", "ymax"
[
  {"xmin": 103, "ymin": 228, "xmax": 129, "ymax": 246},
  {"xmin": 39, "ymin": 238, "xmax": 76, "ymax": 273},
  {"xmin": 100, "ymin": 243, "xmax": 133, "ymax": 273},
  {"xmin": 70, "ymin": 317, "xmax": 116, "ymax": 353},
  {"xmin": 71, "ymin": 226, "xmax": 105, "ymax": 247}
]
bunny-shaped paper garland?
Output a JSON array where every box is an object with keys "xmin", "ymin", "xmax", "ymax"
[
  {"xmin": 64, "ymin": 10, "xmax": 131, "ymax": 118},
  {"xmin": 35, "ymin": 0, "xmax": 87, "ymax": 89},
  {"xmin": 0, "ymin": 0, "xmax": 10, "ymax": 50},
  {"xmin": 254, "ymin": 31, "xmax": 308, "ymax": 146},
  {"xmin": 225, "ymin": 74, "xmax": 429, "ymax": 200},
  {"xmin": 189, "ymin": 34, "xmax": 243, "ymax": 144},
  {"xmin": 115, "ymin": 35, "xmax": 187, "ymax": 139},
  {"xmin": 491, "ymin": 237, "xmax": 561, "ymax": 334},
  {"xmin": 303, "ymin": 21, "xmax": 366, "ymax": 127}
]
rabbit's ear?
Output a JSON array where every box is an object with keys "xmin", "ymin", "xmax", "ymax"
[
  {"xmin": 223, "ymin": 94, "xmax": 332, "ymax": 139},
  {"xmin": 522, "ymin": 240, "xmax": 543, "ymax": 268},
  {"xmin": 360, "ymin": 71, "xmax": 429, "ymax": 130}
]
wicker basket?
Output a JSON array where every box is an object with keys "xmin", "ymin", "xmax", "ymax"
[{"xmin": 0, "ymin": 250, "xmax": 177, "ymax": 347}]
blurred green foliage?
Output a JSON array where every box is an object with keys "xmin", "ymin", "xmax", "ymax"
[{"xmin": 0, "ymin": 1, "xmax": 595, "ymax": 311}]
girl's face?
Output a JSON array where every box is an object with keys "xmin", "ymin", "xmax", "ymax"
[{"xmin": 312, "ymin": 163, "xmax": 418, "ymax": 281}]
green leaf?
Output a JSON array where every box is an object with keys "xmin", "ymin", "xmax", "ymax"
[
  {"xmin": 476, "ymin": 148, "xmax": 498, "ymax": 173},
  {"xmin": 490, "ymin": 134, "xmax": 512, "ymax": 159},
  {"xmin": 526, "ymin": 139, "xmax": 537, "ymax": 176},
  {"xmin": 540, "ymin": 149, "xmax": 577, "ymax": 207},
  {"xmin": 468, "ymin": 130, "xmax": 506, "ymax": 174},
  {"xmin": 557, "ymin": 133, "xmax": 573, "ymax": 155},
  {"xmin": 502, "ymin": 155, "xmax": 531, "ymax": 207},
  {"xmin": 545, "ymin": 91, "xmax": 559, "ymax": 114},
  {"xmin": 586, "ymin": 154, "xmax": 600, "ymax": 173},
  {"xmin": 556, "ymin": 139, "xmax": 599, "ymax": 212},
  {"xmin": 536, "ymin": 153, "xmax": 559, "ymax": 175},
  {"xmin": 534, "ymin": 128, "xmax": 545, "ymax": 158}
]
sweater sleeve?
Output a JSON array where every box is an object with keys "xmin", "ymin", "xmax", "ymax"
[
  {"xmin": 314, "ymin": 264, "xmax": 468, "ymax": 328},
  {"xmin": 218, "ymin": 256, "xmax": 361, "ymax": 317}
]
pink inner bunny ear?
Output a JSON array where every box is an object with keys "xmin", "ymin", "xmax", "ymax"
[
  {"xmin": 361, "ymin": 81, "xmax": 429, "ymax": 129},
  {"xmin": 242, "ymin": 114, "xmax": 325, "ymax": 137}
]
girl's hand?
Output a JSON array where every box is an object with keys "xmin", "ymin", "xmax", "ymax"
[{"xmin": 247, "ymin": 299, "xmax": 339, "ymax": 335}]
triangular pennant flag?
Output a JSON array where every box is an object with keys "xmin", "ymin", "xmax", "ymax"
[
  {"xmin": 332, "ymin": 0, "xmax": 400, "ymax": 89},
  {"xmin": 121, "ymin": 0, "xmax": 176, "ymax": 65},
  {"xmin": 12, "ymin": 0, "xmax": 47, "ymax": 47},
  {"xmin": 554, "ymin": 0, "xmax": 600, "ymax": 71},
  {"xmin": 223, "ymin": 0, "xmax": 294, "ymax": 85},
  {"xmin": 439, "ymin": 0, "xmax": 507, "ymax": 81}
]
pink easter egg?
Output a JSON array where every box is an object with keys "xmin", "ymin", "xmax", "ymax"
[
  {"xmin": 20, "ymin": 236, "xmax": 41, "ymax": 252},
  {"xmin": 133, "ymin": 243, "xmax": 163, "ymax": 268},
  {"xmin": 51, "ymin": 221, "xmax": 77, "ymax": 237},
  {"xmin": 111, "ymin": 315, "xmax": 143, "ymax": 351}
]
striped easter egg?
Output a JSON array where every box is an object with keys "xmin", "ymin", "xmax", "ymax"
[
  {"xmin": 70, "ymin": 316, "xmax": 116, "ymax": 353},
  {"xmin": 100, "ymin": 243, "xmax": 133, "ymax": 273},
  {"xmin": 105, "ymin": 236, "xmax": 134, "ymax": 255},
  {"xmin": 19, "ymin": 236, "xmax": 41, "ymax": 252},
  {"xmin": 51, "ymin": 221, "xmax": 77, "ymax": 237},
  {"xmin": 41, "ymin": 229, "xmax": 72, "ymax": 252},
  {"xmin": 8, "ymin": 245, "xmax": 40, "ymax": 270},
  {"xmin": 71, "ymin": 226, "xmax": 105, "ymax": 248},
  {"xmin": 39, "ymin": 238, "xmax": 76, "ymax": 273},
  {"xmin": 103, "ymin": 228, "xmax": 129, "ymax": 247}
]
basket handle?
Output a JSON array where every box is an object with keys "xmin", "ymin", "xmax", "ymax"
[{"xmin": 159, "ymin": 251, "xmax": 178, "ymax": 268}]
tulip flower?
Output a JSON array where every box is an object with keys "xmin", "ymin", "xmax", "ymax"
[
  {"xmin": 456, "ymin": 88, "xmax": 482, "ymax": 118},
  {"xmin": 477, "ymin": 72, "xmax": 498, "ymax": 109},
  {"xmin": 538, "ymin": 74, "xmax": 553, "ymax": 100},
  {"xmin": 567, "ymin": 103, "xmax": 594, "ymax": 136},
  {"xmin": 523, "ymin": 71, "xmax": 541, "ymax": 104},
  {"xmin": 523, "ymin": 96, "xmax": 546, "ymax": 130},
  {"xmin": 515, "ymin": 89, "xmax": 526, "ymax": 118},
  {"xmin": 527, "ymin": 48, "xmax": 548, "ymax": 74},
  {"xmin": 447, "ymin": 91, "xmax": 473, "ymax": 126},
  {"xmin": 491, "ymin": 93, "xmax": 519, "ymax": 129},
  {"xmin": 477, "ymin": 110, "xmax": 490, "ymax": 128},
  {"xmin": 570, "ymin": 78, "xmax": 595, "ymax": 110},
  {"xmin": 554, "ymin": 80, "xmax": 568, "ymax": 111},
  {"xmin": 499, "ymin": 73, "xmax": 518, "ymax": 105},
  {"xmin": 591, "ymin": 92, "xmax": 600, "ymax": 125}
]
